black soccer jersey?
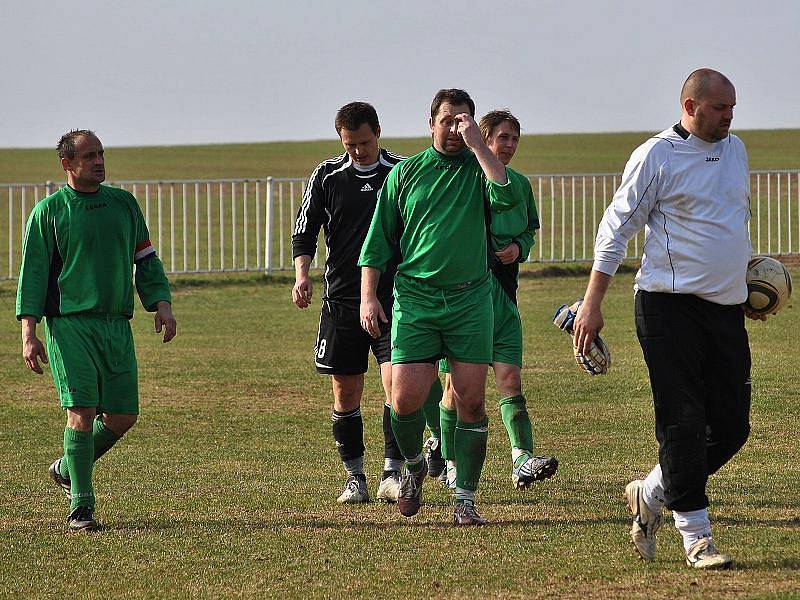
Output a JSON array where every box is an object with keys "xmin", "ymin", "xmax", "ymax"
[{"xmin": 292, "ymin": 148, "xmax": 404, "ymax": 307}]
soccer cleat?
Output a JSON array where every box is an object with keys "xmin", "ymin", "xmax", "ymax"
[
  {"xmin": 424, "ymin": 436, "xmax": 445, "ymax": 479},
  {"xmin": 453, "ymin": 500, "xmax": 487, "ymax": 526},
  {"xmin": 48, "ymin": 459, "xmax": 71, "ymax": 498},
  {"xmin": 67, "ymin": 506, "xmax": 100, "ymax": 532},
  {"xmin": 624, "ymin": 479, "xmax": 663, "ymax": 561},
  {"xmin": 376, "ymin": 471, "xmax": 402, "ymax": 504},
  {"xmin": 512, "ymin": 455, "xmax": 559, "ymax": 489},
  {"xmin": 336, "ymin": 475, "xmax": 370, "ymax": 504},
  {"xmin": 397, "ymin": 459, "xmax": 427, "ymax": 517},
  {"xmin": 685, "ymin": 537, "xmax": 733, "ymax": 570}
]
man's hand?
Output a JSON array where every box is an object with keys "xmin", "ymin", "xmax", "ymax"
[
  {"xmin": 454, "ymin": 113, "xmax": 483, "ymax": 149},
  {"xmin": 292, "ymin": 274, "xmax": 313, "ymax": 309},
  {"xmin": 573, "ymin": 301, "xmax": 604, "ymax": 356},
  {"xmin": 22, "ymin": 333, "xmax": 48, "ymax": 374},
  {"xmin": 360, "ymin": 295, "xmax": 388, "ymax": 339},
  {"xmin": 155, "ymin": 301, "xmax": 177, "ymax": 343},
  {"xmin": 495, "ymin": 243, "xmax": 520, "ymax": 265},
  {"xmin": 743, "ymin": 305, "xmax": 767, "ymax": 321}
]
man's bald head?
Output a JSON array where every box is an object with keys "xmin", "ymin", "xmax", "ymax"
[
  {"xmin": 680, "ymin": 68, "xmax": 733, "ymax": 103},
  {"xmin": 679, "ymin": 68, "xmax": 736, "ymax": 143}
]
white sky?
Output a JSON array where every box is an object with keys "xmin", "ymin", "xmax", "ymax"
[{"xmin": 2, "ymin": 0, "xmax": 798, "ymax": 148}]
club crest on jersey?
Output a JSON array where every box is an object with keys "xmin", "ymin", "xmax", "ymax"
[
  {"xmin": 706, "ymin": 156, "xmax": 720, "ymax": 162},
  {"xmin": 360, "ymin": 183, "xmax": 374, "ymax": 192}
]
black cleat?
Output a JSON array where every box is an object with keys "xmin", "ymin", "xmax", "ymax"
[
  {"xmin": 67, "ymin": 506, "xmax": 101, "ymax": 532},
  {"xmin": 49, "ymin": 459, "xmax": 71, "ymax": 498}
]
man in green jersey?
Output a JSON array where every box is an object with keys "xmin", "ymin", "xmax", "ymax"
[
  {"xmin": 359, "ymin": 89, "xmax": 516, "ymax": 525},
  {"xmin": 439, "ymin": 110, "xmax": 559, "ymax": 491},
  {"xmin": 17, "ymin": 130, "xmax": 176, "ymax": 532}
]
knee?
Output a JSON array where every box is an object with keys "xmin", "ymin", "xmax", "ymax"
[
  {"xmin": 453, "ymin": 391, "xmax": 486, "ymax": 422},
  {"xmin": 103, "ymin": 413, "xmax": 138, "ymax": 437},
  {"xmin": 66, "ymin": 407, "xmax": 96, "ymax": 431},
  {"xmin": 494, "ymin": 369, "xmax": 521, "ymax": 398}
]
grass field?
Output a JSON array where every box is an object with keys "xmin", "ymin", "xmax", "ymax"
[
  {"xmin": 1, "ymin": 129, "xmax": 800, "ymax": 183},
  {"xmin": 1, "ymin": 269, "xmax": 798, "ymax": 599}
]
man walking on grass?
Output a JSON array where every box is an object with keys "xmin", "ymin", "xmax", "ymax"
[
  {"xmin": 574, "ymin": 69, "xmax": 754, "ymax": 569},
  {"xmin": 360, "ymin": 89, "xmax": 517, "ymax": 525},
  {"xmin": 18, "ymin": 129, "xmax": 176, "ymax": 532},
  {"xmin": 292, "ymin": 102, "xmax": 406, "ymax": 504}
]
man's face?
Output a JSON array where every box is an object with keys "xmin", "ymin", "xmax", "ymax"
[
  {"xmin": 689, "ymin": 81, "xmax": 736, "ymax": 142},
  {"xmin": 485, "ymin": 120, "xmax": 519, "ymax": 166},
  {"xmin": 63, "ymin": 135, "xmax": 106, "ymax": 190},
  {"xmin": 429, "ymin": 101, "xmax": 471, "ymax": 155},
  {"xmin": 339, "ymin": 122, "xmax": 380, "ymax": 166}
]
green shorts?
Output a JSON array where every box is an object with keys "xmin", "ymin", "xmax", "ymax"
[
  {"xmin": 440, "ymin": 273, "xmax": 522, "ymax": 372},
  {"xmin": 392, "ymin": 273, "xmax": 493, "ymax": 365},
  {"xmin": 45, "ymin": 315, "xmax": 139, "ymax": 414}
]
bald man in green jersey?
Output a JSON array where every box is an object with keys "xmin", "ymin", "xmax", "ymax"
[
  {"xmin": 359, "ymin": 89, "xmax": 517, "ymax": 526},
  {"xmin": 17, "ymin": 130, "xmax": 175, "ymax": 532},
  {"xmin": 439, "ymin": 110, "xmax": 559, "ymax": 492}
]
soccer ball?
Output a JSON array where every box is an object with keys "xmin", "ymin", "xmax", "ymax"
[{"xmin": 745, "ymin": 256, "xmax": 792, "ymax": 316}]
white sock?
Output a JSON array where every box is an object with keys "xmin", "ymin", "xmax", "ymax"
[
  {"xmin": 343, "ymin": 456, "xmax": 364, "ymax": 477},
  {"xmin": 454, "ymin": 488, "xmax": 475, "ymax": 503},
  {"xmin": 511, "ymin": 448, "xmax": 528, "ymax": 463},
  {"xmin": 384, "ymin": 458, "xmax": 404, "ymax": 473},
  {"xmin": 407, "ymin": 452, "xmax": 425, "ymax": 474},
  {"xmin": 642, "ymin": 463, "xmax": 667, "ymax": 514},
  {"xmin": 673, "ymin": 508, "xmax": 712, "ymax": 553}
]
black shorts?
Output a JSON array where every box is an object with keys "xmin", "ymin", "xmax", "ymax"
[{"xmin": 314, "ymin": 299, "xmax": 392, "ymax": 375}]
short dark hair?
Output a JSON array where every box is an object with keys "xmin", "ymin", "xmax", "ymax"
[
  {"xmin": 680, "ymin": 68, "xmax": 733, "ymax": 103},
  {"xmin": 479, "ymin": 110, "xmax": 521, "ymax": 140},
  {"xmin": 335, "ymin": 102, "xmax": 380, "ymax": 135},
  {"xmin": 430, "ymin": 89, "xmax": 475, "ymax": 120},
  {"xmin": 57, "ymin": 129, "xmax": 97, "ymax": 160}
]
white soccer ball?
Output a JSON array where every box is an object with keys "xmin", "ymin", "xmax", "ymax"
[{"xmin": 745, "ymin": 256, "xmax": 792, "ymax": 316}]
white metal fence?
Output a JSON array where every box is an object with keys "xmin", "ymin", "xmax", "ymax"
[{"xmin": 2, "ymin": 170, "xmax": 799, "ymax": 280}]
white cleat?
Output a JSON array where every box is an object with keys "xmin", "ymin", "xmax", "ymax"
[
  {"xmin": 624, "ymin": 479, "xmax": 663, "ymax": 561},
  {"xmin": 376, "ymin": 471, "xmax": 401, "ymax": 503},
  {"xmin": 686, "ymin": 537, "xmax": 733, "ymax": 570},
  {"xmin": 336, "ymin": 475, "xmax": 370, "ymax": 504}
]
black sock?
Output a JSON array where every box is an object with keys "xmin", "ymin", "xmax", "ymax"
[{"xmin": 332, "ymin": 407, "xmax": 365, "ymax": 463}]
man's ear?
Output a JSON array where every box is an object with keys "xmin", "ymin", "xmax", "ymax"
[
  {"xmin": 60, "ymin": 157, "xmax": 72, "ymax": 173},
  {"xmin": 683, "ymin": 97, "xmax": 696, "ymax": 117}
]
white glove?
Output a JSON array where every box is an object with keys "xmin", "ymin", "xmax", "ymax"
[{"xmin": 553, "ymin": 300, "xmax": 611, "ymax": 376}]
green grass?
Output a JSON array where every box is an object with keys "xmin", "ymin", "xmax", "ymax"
[
  {"xmin": 1, "ymin": 269, "xmax": 798, "ymax": 598},
  {"xmin": 1, "ymin": 129, "xmax": 799, "ymax": 184}
]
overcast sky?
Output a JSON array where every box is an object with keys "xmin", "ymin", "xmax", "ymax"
[{"xmin": 2, "ymin": 1, "xmax": 798, "ymax": 148}]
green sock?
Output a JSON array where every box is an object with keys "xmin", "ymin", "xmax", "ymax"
[
  {"xmin": 499, "ymin": 395, "xmax": 534, "ymax": 457},
  {"xmin": 423, "ymin": 377, "xmax": 443, "ymax": 439},
  {"xmin": 390, "ymin": 406, "xmax": 426, "ymax": 469},
  {"xmin": 63, "ymin": 427, "xmax": 95, "ymax": 510},
  {"xmin": 60, "ymin": 416, "xmax": 122, "ymax": 477},
  {"xmin": 454, "ymin": 416, "xmax": 489, "ymax": 492},
  {"xmin": 439, "ymin": 401, "xmax": 458, "ymax": 462}
]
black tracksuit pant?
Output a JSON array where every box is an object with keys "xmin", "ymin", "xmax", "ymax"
[{"xmin": 635, "ymin": 291, "xmax": 751, "ymax": 512}]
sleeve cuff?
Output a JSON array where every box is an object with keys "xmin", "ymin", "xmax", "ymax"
[{"xmin": 592, "ymin": 259, "xmax": 620, "ymax": 276}]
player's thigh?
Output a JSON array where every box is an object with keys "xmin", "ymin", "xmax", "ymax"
[
  {"xmin": 44, "ymin": 317, "xmax": 100, "ymax": 409},
  {"xmin": 492, "ymin": 287, "xmax": 523, "ymax": 368},
  {"xmin": 441, "ymin": 280, "xmax": 493, "ymax": 364},
  {"xmin": 706, "ymin": 305, "xmax": 751, "ymax": 436},
  {"xmin": 369, "ymin": 297, "xmax": 393, "ymax": 366},
  {"xmin": 391, "ymin": 282, "xmax": 443, "ymax": 364},
  {"xmin": 98, "ymin": 319, "xmax": 139, "ymax": 415},
  {"xmin": 314, "ymin": 301, "xmax": 371, "ymax": 375}
]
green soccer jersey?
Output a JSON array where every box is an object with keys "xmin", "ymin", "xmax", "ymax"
[
  {"xmin": 16, "ymin": 184, "xmax": 171, "ymax": 321},
  {"xmin": 489, "ymin": 167, "xmax": 540, "ymax": 260},
  {"xmin": 358, "ymin": 146, "xmax": 516, "ymax": 288}
]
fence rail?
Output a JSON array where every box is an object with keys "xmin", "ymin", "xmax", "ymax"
[{"xmin": 2, "ymin": 171, "xmax": 799, "ymax": 280}]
